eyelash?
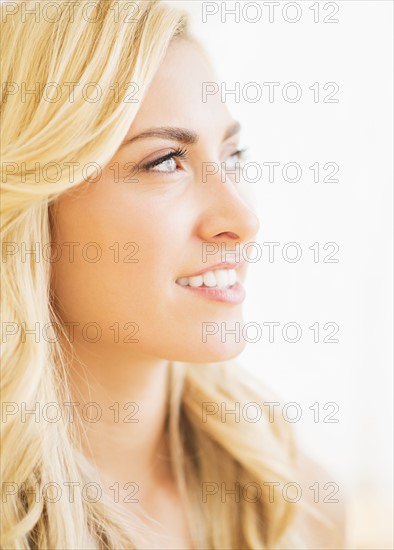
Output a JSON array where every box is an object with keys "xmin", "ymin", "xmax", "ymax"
[
  {"xmin": 141, "ymin": 147, "xmax": 189, "ymax": 171},
  {"xmin": 140, "ymin": 147, "xmax": 248, "ymax": 173}
]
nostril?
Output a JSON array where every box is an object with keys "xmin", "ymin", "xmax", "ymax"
[{"xmin": 215, "ymin": 231, "xmax": 239, "ymax": 239}]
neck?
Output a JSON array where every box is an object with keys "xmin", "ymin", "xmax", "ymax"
[{"xmin": 65, "ymin": 342, "xmax": 173, "ymax": 491}]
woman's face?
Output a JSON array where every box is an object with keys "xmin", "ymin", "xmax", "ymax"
[{"xmin": 51, "ymin": 39, "xmax": 259, "ymax": 363}]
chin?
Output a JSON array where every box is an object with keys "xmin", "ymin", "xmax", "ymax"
[{"xmin": 169, "ymin": 339, "xmax": 247, "ymax": 363}]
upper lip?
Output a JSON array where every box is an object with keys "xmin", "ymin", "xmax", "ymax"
[{"xmin": 178, "ymin": 261, "xmax": 246, "ymax": 279}]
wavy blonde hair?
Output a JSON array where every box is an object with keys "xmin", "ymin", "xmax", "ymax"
[{"xmin": 1, "ymin": 1, "xmax": 315, "ymax": 548}]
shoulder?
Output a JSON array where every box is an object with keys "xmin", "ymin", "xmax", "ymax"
[{"xmin": 295, "ymin": 449, "xmax": 347, "ymax": 549}]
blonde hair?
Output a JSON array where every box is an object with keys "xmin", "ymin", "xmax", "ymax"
[{"xmin": 1, "ymin": 1, "xmax": 314, "ymax": 547}]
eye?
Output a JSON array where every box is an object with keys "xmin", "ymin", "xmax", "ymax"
[
  {"xmin": 223, "ymin": 148, "xmax": 249, "ymax": 169},
  {"xmin": 150, "ymin": 157, "xmax": 177, "ymax": 173},
  {"xmin": 141, "ymin": 147, "xmax": 188, "ymax": 174}
]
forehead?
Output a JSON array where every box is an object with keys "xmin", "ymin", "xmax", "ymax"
[{"xmin": 126, "ymin": 39, "xmax": 233, "ymax": 142}]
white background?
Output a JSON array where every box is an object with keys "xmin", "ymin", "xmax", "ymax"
[{"xmin": 168, "ymin": 1, "xmax": 393, "ymax": 548}]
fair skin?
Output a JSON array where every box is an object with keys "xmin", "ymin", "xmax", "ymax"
[
  {"xmin": 51, "ymin": 39, "xmax": 259, "ymax": 549},
  {"xmin": 51, "ymin": 39, "xmax": 345, "ymax": 550}
]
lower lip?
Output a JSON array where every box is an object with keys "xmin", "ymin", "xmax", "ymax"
[{"xmin": 176, "ymin": 281, "xmax": 246, "ymax": 304}]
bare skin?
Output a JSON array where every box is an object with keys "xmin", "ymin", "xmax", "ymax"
[
  {"xmin": 50, "ymin": 38, "xmax": 346, "ymax": 550},
  {"xmin": 51, "ymin": 39, "xmax": 259, "ymax": 549}
]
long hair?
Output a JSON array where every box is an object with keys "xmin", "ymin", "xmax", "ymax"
[{"xmin": 1, "ymin": 1, "xmax": 310, "ymax": 547}]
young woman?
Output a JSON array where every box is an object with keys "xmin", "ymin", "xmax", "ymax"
[{"xmin": 1, "ymin": 1, "xmax": 344, "ymax": 548}]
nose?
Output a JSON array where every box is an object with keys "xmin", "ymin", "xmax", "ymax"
[{"xmin": 195, "ymin": 170, "xmax": 260, "ymax": 246}]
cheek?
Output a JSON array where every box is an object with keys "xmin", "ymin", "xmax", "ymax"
[
  {"xmin": 50, "ymin": 185, "xmax": 185, "ymax": 338},
  {"xmin": 50, "ymin": 179, "xmax": 247, "ymax": 362}
]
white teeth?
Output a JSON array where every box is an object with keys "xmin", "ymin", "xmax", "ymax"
[
  {"xmin": 214, "ymin": 269, "xmax": 229, "ymax": 289},
  {"xmin": 228, "ymin": 269, "xmax": 237, "ymax": 286},
  {"xmin": 176, "ymin": 268, "xmax": 237, "ymax": 289},
  {"xmin": 188, "ymin": 275, "xmax": 204, "ymax": 287},
  {"xmin": 203, "ymin": 271, "xmax": 217, "ymax": 287}
]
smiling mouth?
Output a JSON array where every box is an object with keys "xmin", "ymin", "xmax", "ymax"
[{"xmin": 176, "ymin": 268, "xmax": 237, "ymax": 289}]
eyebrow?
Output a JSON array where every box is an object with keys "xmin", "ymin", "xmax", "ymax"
[{"xmin": 121, "ymin": 120, "xmax": 241, "ymax": 147}]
